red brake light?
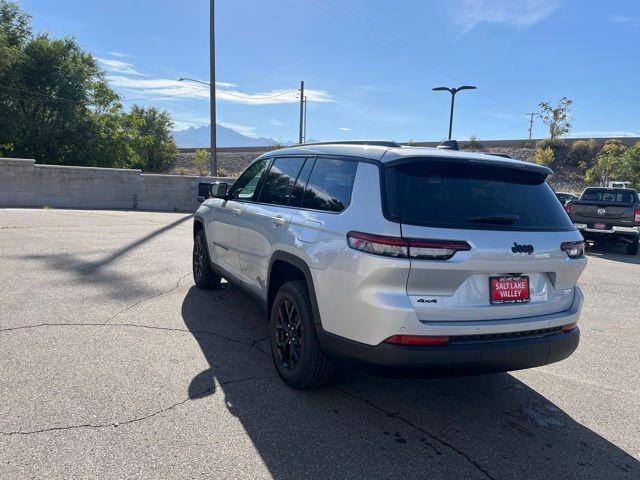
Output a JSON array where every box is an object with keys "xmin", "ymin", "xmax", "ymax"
[
  {"xmin": 561, "ymin": 323, "xmax": 577, "ymax": 333},
  {"xmin": 384, "ymin": 335, "xmax": 450, "ymax": 346},
  {"xmin": 634, "ymin": 208, "xmax": 640, "ymax": 224},
  {"xmin": 564, "ymin": 203, "xmax": 572, "ymax": 214},
  {"xmin": 346, "ymin": 231, "xmax": 470, "ymax": 260},
  {"xmin": 346, "ymin": 231, "xmax": 408, "ymax": 258}
]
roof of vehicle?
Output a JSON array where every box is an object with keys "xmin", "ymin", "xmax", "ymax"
[{"xmin": 260, "ymin": 141, "xmax": 552, "ymax": 175}]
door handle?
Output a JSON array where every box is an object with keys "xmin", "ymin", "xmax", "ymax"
[
  {"xmin": 232, "ymin": 208, "xmax": 242, "ymax": 215},
  {"xmin": 272, "ymin": 215, "xmax": 286, "ymax": 226}
]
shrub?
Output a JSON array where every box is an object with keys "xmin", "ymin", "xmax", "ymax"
[
  {"xmin": 584, "ymin": 140, "xmax": 628, "ymax": 186},
  {"xmin": 193, "ymin": 149, "xmax": 209, "ymax": 176},
  {"xmin": 567, "ymin": 139, "xmax": 598, "ymax": 170},
  {"xmin": 468, "ymin": 135, "xmax": 483, "ymax": 150},
  {"xmin": 621, "ymin": 142, "xmax": 640, "ymax": 189},
  {"xmin": 536, "ymin": 139, "xmax": 569, "ymax": 166},
  {"xmin": 534, "ymin": 146, "xmax": 554, "ymax": 166}
]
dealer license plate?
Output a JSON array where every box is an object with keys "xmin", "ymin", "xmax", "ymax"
[{"xmin": 490, "ymin": 276, "xmax": 530, "ymax": 304}]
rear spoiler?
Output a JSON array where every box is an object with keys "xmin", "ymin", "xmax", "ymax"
[{"xmin": 384, "ymin": 156, "xmax": 553, "ymax": 177}]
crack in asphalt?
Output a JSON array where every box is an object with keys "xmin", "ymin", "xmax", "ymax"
[
  {"xmin": 333, "ymin": 385, "xmax": 497, "ymax": 480},
  {"xmin": 101, "ymin": 272, "xmax": 192, "ymax": 325},
  {"xmin": 0, "ymin": 321, "xmax": 270, "ymax": 356},
  {"xmin": 0, "ymin": 375, "xmax": 277, "ymax": 437}
]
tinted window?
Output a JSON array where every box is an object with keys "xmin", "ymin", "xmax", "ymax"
[
  {"xmin": 258, "ymin": 157, "xmax": 306, "ymax": 206},
  {"xmin": 229, "ymin": 159, "xmax": 268, "ymax": 200},
  {"xmin": 385, "ymin": 160, "xmax": 574, "ymax": 231},
  {"xmin": 301, "ymin": 158, "xmax": 358, "ymax": 212},
  {"xmin": 288, "ymin": 157, "xmax": 315, "ymax": 207},
  {"xmin": 580, "ymin": 188, "xmax": 637, "ymax": 203}
]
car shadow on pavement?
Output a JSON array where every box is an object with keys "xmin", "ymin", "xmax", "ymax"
[
  {"xmin": 586, "ymin": 243, "xmax": 640, "ymax": 265},
  {"xmin": 16, "ymin": 214, "xmax": 193, "ymax": 301},
  {"xmin": 181, "ymin": 285, "xmax": 639, "ymax": 480}
]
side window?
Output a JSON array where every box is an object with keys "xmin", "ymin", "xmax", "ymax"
[
  {"xmin": 229, "ymin": 158, "xmax": 269, "ymax": 200},
  {"xmin": 258, "ymin": 156, "xmax": 306, "ymax": 206},
  {"xmin": 288, "ymin": 157, "xmax": 315, "ymax": 207},
  {"xmin": 301, "ymin": 158, "xmax": 358, "ymax": 212}
]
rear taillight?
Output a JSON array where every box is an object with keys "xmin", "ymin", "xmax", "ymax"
[
  {"xmin": 346, "ymin": 231, "xmax": 470, "ymax": 260},
  {"xmin": 561, "ymin": 241, "xmax": 585, "ymax": 259},
  {"xmin": 561, "ymin": 323, "xmax": 577, "ymax": 333},
  {"xmin": 384, "ymin": 335, "xmax": 450, "ymax": 346},
  {"xmin": 634, "ymin": 208, "xmax": 640, "ymax": 224},
  {"xmin": 564, "ymin": 203, "xmax": 571, "ymax": 214}
]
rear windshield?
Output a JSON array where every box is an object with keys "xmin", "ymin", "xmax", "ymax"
[
  {"xmin": 385, "ymin": 160, "xmax": 574, "ymax": 231},
  {"xmin": 580, "ymin": 188, "xmax": 637, "ymax": 203}
]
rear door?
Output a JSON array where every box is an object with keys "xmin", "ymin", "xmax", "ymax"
[{"xmin": 385, "ymin": 159, "xmax": 585, "ymax": 322}]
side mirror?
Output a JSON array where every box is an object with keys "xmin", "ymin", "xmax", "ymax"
[{"xmin": 210, "ymin": 182, "xmax": 229, "ymax": 199}]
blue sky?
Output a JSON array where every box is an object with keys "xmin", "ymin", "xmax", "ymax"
[{"xmin": 21, "ymin": 0, "xmax": 640, "ymax": 143}]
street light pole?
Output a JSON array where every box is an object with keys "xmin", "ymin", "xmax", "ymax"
[
  {"xmin": 209, "ymin": 0, "xmax": 217, "ymax": 176},
  {"xmin": 432, "ymin": 85, "xmax": 477, "ymax": 140}
]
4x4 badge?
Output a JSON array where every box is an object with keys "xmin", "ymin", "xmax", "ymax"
[{"xmin": 511, "ymin": 242, "xmax": 534, "ymax": 255}]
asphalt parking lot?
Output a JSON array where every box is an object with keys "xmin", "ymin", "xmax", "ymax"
[{"xmin": 1, "ymin": 208, "xmax": 638, "ymax": 479}]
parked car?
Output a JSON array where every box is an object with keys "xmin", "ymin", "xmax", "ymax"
[
  {"xmin": 556, "ymin": 192, "xmax": 578, "ymax": 206},
  {"xmin": 192, "ymin": 141, "xmax": 587, "ymax": 388},
  {"xmin": 568, "ymin": 187, "xmax": 640, "ymax": 255}
]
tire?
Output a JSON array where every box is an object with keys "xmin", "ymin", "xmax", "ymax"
[
  {"xmin": 193, "ymin": 229, "xmax": 222, "ymax": 289},
  {"xmin": 270, "ymin": 280, "xmax": 334, "ymax": 389},
  {"xmin": 627, "ymin": 238, "xmax": 639, "ymax": 256}
]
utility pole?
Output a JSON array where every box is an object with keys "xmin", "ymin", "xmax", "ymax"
[
  {"xmin": 302, "ymin": 96, "xmax": 307, "ymax": 143},
  {"xmin": 526, "ymin": 112, "xmax": 537, "ymax": 140},
  {"xmin": 209, "ymin": 0, "xmax": 217, "ymax": 175},
  {"xmin": 298, "ymin": 80, "xmax": 304, "ymax": 144}
]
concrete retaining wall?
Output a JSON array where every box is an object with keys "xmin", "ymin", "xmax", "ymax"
[{"xmin": 0, "ymin": 158, "xmax": 232, "ymax": 212}]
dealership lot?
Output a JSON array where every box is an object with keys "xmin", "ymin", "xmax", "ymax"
[{"xmin": 1, "ymin": 209, "xmax": 638, "ymax": 479}]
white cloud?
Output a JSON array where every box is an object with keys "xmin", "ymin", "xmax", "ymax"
[
  {"xmin": 96, "ymin": 57, "xmax": 144, "ymax": 76},
  {"xmin": 268, "ymin": 119, "xmax": 284, "ymax": 126},
  {"xmin": 568, "ymin": 131, "xmax": 640, "ymax": 138},
  {"xmin": 610, "ymin": 15, "xmax": 640, "ymax": 23},
  {"xmin": 108, "ymin": 51, "xmax": 131, "ymax": 58},
  {"xmin": 452, "ymin": 0, "xmax": 560, "ymax": 33},
  {"xmin": 339, "ymin": 127, "xmax": 352, "ymax": 131},
  {"xmin": 218, "ymin": 122, "xmax": 258, "ymax": 137},
  {"xmin": 108, "ymin": 75, "xmax": 335, "ymax": 105}
]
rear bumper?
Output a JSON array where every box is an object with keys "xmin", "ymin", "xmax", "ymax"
[
  {"xmin": 319, "ymin": 326, "xmax": 579, "ymax": 374},
  {"xmin": 575, "ymin": 223, "xmax": 639, "ymax": 238}
]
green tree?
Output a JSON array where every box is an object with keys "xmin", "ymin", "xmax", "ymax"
[
  {"xmin": 0, "ymin": 0, "xmax": 177, "ymax": 171},
  {"xmin": 539, "ymin": 97, "xmax": 572, "ymax": 140},
  {"xmin": 193, "ymin": 149, "xmax": 209, "ymax": 176},
  {"xmin": 125, "ymin": 105, "xmax": 178, "ymax": 172},
  {"xmin": 533, "ymin": 146, "xmax": 554, "ymax": 166},
  {"xmin": 620, "ymin": 142, "xmax": 640, "ymax": 189},
  {"xmin": 585, "ymin": 139, "xmax": 627, "ymax": 186}
]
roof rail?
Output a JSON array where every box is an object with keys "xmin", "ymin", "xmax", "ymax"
[
  {"xmin": 294, "ymin": 140, "xmax": 402, "ymax": 148},
  {"xmin": 488, "ymin": 152, "xmax": 513, "ymax": 159}
]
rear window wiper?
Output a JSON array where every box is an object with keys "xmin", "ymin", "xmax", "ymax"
[{"xmin": 467, "ymin": 214, "xmax": 519, "ymax": 225}]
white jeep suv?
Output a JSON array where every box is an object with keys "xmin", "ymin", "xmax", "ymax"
[{"xmin": 193, "ymin": 141, "xmax": 586, "ymax": 389}]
